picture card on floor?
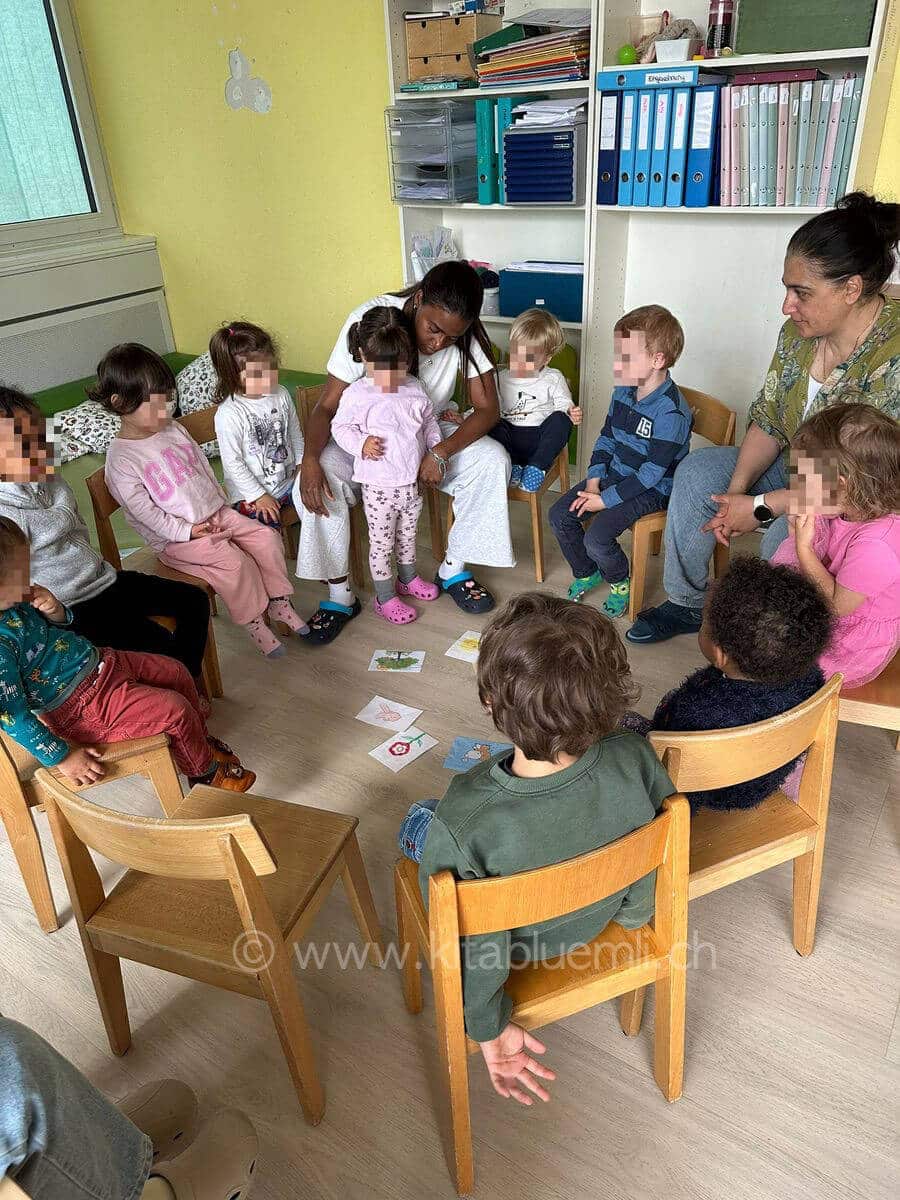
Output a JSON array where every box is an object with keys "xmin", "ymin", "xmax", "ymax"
[
  {"xmin": 445, "ymin": 631, "xmax": 481, "ymax": 663},
  {"xmin": 368, "ymin": 649, "xmax": 426, "ymax": 673},
  {"xmin": 443, "ymin": 736, "xmax": 512, "ymax": 772},
  {"xmin": 355, "ymin": 695, "xmax": 423, "ymax": 733},
  {"xmin": 369, "ymin": 726, "xmax": 437, "ymax": 773}
]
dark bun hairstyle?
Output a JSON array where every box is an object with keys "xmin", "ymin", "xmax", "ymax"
[
  {"xmin": 347, "ymin": 305, "xmax": 418, "ymax": 374},
  {"xmin": 787, "ymin": 192, "xmax": 900, "ymax": 298}
]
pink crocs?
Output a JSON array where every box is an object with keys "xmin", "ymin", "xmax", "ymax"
[
  {"xmin": 396, "ymin": 575, "xmax": 440, "ymax": 602},
  {"xmin": 373, "ymin": 595, "xmax": 418, "ymax": 624}
]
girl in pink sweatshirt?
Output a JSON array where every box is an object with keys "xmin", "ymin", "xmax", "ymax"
[
  {"xmin": 95, "ymin": 343, "xmax": 307, "ymax": 658},
  {"xmin": 331, "ymin": 308, "xmax": 442, "ymax": 623}
]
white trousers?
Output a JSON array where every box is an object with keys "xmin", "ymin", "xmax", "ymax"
[{"xmin": 294, "ymin": 423, "xmax": 515, "ymax": 580}]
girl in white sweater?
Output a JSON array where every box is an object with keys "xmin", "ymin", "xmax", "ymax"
[{"xmin": 210, "ymin": 321, "xmax": 304, "ymax": 528}]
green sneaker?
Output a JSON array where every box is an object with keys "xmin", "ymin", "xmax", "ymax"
[
  {"xmin": 602, "ymin": 579, "xmax": 631, "ymax": 618},
  {"xmin": 567, "ymin": 571, "xmax": 604, "ymax": 602}
]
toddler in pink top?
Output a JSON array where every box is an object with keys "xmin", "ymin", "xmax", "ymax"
[
  {"xmin": 773, "ymin": 403, "xmax": 900, "ymax": 689},
  {"xmin": 331, "ymin": 307, "xmax": 442, "ymax": 623},
  {"xmin": 96, "ymin": 343, "xmax": 307, "ymax": 658}
]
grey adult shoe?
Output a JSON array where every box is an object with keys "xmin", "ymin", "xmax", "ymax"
[
  {"xmin": 626, "ymin": 600, "xmax": 703, "ymax": 644},
  {"xmin": 151, "ymin": 1108, "xmax": 258, "ymax": 1200},
  {"xmin": 117, "ymin": 1079, "xmax": 199, "ymax": 1162}
]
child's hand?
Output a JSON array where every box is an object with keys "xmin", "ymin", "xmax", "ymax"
[
  {"xmin": 58, "ymin": 746, "xmax": 106, "ymax": 787},
  {"xmin": 570, "ymin": 490, "xmax": 605, "ymax": 517},
  {"xmin": 253, "ymin": 493, "xmax": 281, "ymax": 524},
  {"xmin": 440, "ymin": 408, "xmax": 464, "ymax": 426},
  {"xmin": 794, "ymin": 512, "xmax": 816, "ymax": 549},
  {"xmin": 362, "ymin": 436, "xmax": 385, "ymax": 460},
  {"xmin": 190, "ymin": 522, "xmax": 213, "ymax": 539},
  {"xmin": 568, "ymin": 405, "xmax": 583, "ymax": 425},
  {"xmin": 479, "ymin": 1022, "xmax": 555, "ymax": 1105},
  {"xmin": 28, "ymin": 585, "xmax": 65, "ymax": 624}
]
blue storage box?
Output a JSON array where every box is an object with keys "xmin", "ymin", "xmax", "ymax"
[{"xmin": 498, "ymin": 262, "xmax": 584, "ymax": 323}]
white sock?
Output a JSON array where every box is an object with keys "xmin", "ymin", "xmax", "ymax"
[
  {"xmin": 438, "ymin": 556, "xmax": 465, "ymax": 582},
  {"xmin": 142, "ymin": 1180, "xmax": 176, "ymax": 1200},
  {"xmin": 328, "ymin": 579, "xmax": 355, "ymax": 606}
]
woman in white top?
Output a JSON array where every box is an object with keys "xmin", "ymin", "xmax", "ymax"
[{"xmin": 296, "ymin": 261, "xmax": 512, "ymax": 645}]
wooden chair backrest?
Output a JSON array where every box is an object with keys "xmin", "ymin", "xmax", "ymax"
[
  {"xmin": 177, "ymin": 406, "xmax": 217, "ymax": 445},
  {"xmin": 437, "ymin": 797, "xmax": 687, "ymax": 938},
  {"xmin": 649, "ymin": 674, "xmax": 842, "ymax": 801},
  {"xmin": 35, "ymin": 769, "xmax": 276, "ymax": 879},
  {"xmin": 680, "ymin": 386, "xmax": 737, "ymax": 447},
  {"xmin": 85, "ymin": 466, "xmax": 124, "ymax": 570},
  {"xmin": 296, "ymin": 385, "xmax": 324, "ymax": 433}
]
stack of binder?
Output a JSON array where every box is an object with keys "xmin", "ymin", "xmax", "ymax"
[
  {"xmin": 502, "ymin": 101, "xmax": 588, "ymax": 205},
  {"xmin": 476, "ymin": 26, "xmax": 590, "ymax": 87}
]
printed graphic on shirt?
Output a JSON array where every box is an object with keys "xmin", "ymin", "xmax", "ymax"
[
  {"xmin": 505, "ymin": 389, "xmax": 539, "ymax": 422},
  {"xmin": 249, "ymin": 410, "xmax": 289, "ymax": 485},
  {"xmin": 636, "ymin": 416, "xmax": 653, "ymax": 438},
  {"xmin": 141, "ymin": 441, "xmax": 205, "ymax": 503}
]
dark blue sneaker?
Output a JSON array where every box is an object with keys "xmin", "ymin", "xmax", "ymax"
[{"xmin": 626, "ymin": 600, "xmax": 703, "ymax": 644}]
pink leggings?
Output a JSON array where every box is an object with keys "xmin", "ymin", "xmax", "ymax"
[
  {"xmin": 160, "ymin": 505, "xmax": 292, "ymax": 624},
  {"xmin": 361, "ymin": 483, "xmax": 422, "ymax": 581}
]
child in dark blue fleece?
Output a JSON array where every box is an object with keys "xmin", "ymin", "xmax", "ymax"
[{"xmin": 624, "ymin": 556, "xmax": 833, "ymax": 810}]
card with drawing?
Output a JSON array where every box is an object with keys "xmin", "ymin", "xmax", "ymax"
[
  {"xmin": 355, "ymin": 695, "xmax": 423, "ymax": 733},
  {"xmin": 445, "ymin": 631, "xmax": 481, "ymax": 663},
  {"xmin": 443, "ymin": 736, "xmax": 512, "ymax": 772},
  {"xmin": 368, "ymin": 649, "xmax": 426, "ymax": 673},
  {"xmin": 368, "ymin": 726, "xmax": 437, "ymax": 773}
]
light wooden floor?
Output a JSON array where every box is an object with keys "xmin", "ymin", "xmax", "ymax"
[{"xmin": 1, "ymin": 507, "xmax": 897, "ymax": 1200}]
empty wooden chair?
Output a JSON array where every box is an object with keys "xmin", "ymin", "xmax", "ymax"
[
  {"xmin": 627, "ymin": 386, "xmax": 737, "ymax": 622},
  {"xmin": 394, "ymin": 794, "xmax": 690, "ymax": 1194},
  {"xmin": 0, "ymin": 730, "xmax": 182, "ymax": 934},
  {"xmin": 39, "ymin": 771, "xmax": 384, "ymax": 1126}
]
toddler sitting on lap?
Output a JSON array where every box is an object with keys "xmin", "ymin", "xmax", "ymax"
[{"xmin": 0, "ymin": 517, "xmax": 253, "ymax": 791}]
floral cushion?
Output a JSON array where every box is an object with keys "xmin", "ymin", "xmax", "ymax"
[
  {"xmin": 53, "ymin": 402, "xmax": 120, "ymax": 465},
  {"xmin": 175, "ymin": 352, "xmax": 219, "ymax": 458}
]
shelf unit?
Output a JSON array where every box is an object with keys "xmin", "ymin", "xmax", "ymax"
[{"xmin": 382, "ymin": 0, "xmax": 898, "ymax": 476}]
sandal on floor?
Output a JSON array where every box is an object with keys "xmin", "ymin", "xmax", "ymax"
[
  {"xmin": 150, "ymin": 1108, "xmax": 258, "ymax": 1200},
  {"xmin": 207, "ymin": 736, "xmax": 240, "ymax": 766},
  {"xmin": 396, "ymin": 575, "xmax": 440, "ymax": 601},
  {"xmin": 434, "ymin": 571, "xmax": 495, "ymax": 614},
  {"xmin": 373, "ymin": 595, "xmax": 417, "ymax": 624},
  {"xmin": 117, "ymin": 1079, "xmax": 199, "ymax": 1163},
  {"xmin": 304, "ymin": 599, "xmax": 362, "ymax": 647}
]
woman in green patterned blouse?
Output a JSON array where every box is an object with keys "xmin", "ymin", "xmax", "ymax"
[{"xmin": 628, "ymin": 192, "xmax": 900, "ymax": 645}]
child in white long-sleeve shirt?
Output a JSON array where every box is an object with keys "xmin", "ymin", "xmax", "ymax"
[
  {"xmin": 210, "ymin": 321, "xmax": 304, "ymax": 527},
  {"xmin": 94, "ymin": 342, "xmax": 307, "ymax": 658}
]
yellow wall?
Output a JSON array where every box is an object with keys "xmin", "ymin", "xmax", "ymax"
[
  {"xmin": 72, "ymin": 0, "xmax": 401, "ymax": 370},
  {"xmin": 874, "ymin": 47, "xmax": 900, "ymax": 199}
]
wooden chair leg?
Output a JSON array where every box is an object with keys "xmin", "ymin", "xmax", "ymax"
[
  {"xmin": 557, "ymin": 445, "xmax": 571, "ymax": 493},
  {"xmin": 200, "ymin": 619, "xmax": 223, "ymax": 700},
  {"xmin": 394, "ymin": 866, "xmax": 423, "ymax": 1014},
  {"xmin": 712, "ymin": 539, "xmax": 730, "ymax": 580},
  {"xmin": 433, "ymin": 980, "xmax": 474, "ymax": 1195},
  {"xmin": 1, "ymin": 800, "xmax": 58, "ymax": 934},
  {"xmin": 529, "ymin": 494, "xmax": 546, "ymax": 583},
  {"xmin": 792, "ymin": 829, "xmax": 826, "ymax": 956},
  {"xmin": 619, "ymin": 986, "xmax": 646, "ymax": 1037},
  {"xmin": 629, "ymin": 520, "xmax": 652, "ymax": 623},
  {"xmin": 144, "ymin": 748, "xmax": 184, "ymax": 817},
  {"xmin": 650, "ymin": 529, "xmax": 663, "ymax": 556},
  {"xmin": 83, "ymin": 939, "xmax": 131, "ymax": 1056},
  {"xmin": 258, "ymin": 948, "xmax": 326, "ymax": 1125},
  {"xmin": 349, "ymin": 503, "xmax": 367, "ymax": 591},
  {"xmin": 652, "ymin": 958, "xmax": 685, "ymax": 1102},
  {"xmin": 428, "ymin": 489, "xmax": 446, "ymax": 564},
  {"xmin": 340, "ymin": 832, "xmax": 384, "ymax": 967}
]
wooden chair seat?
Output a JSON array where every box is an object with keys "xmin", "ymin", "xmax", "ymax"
[
  {"xmin": 838, "ymin": 651, "xmax": 899, "ymax": 750},
  {"xmin": 688, "ymin": 791, "xmax": 818, "ymax": 900},
  {"xmin": 88, "ymin": 786, "xmax": 358, "ymax": 986}
]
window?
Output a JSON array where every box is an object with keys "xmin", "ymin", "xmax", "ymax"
[{"xmin": 0, "ymin": 0, "xmax": 118, "ymax": 244}]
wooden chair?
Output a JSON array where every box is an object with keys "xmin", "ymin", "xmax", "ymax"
[
  {"xmin": 85, "ymin": 468, "xmax": 223, "ymax": 700},
  {"xmin": 38, "ymin": 772, "xmax": 383, "ymax": 1126},
  {"xmin": 838, "ymin": 651, "xmax": 899, "ymax": 751},
  {"xmin": 627, "ymin": 386, "xmax": 738, "ymax": 622},
  {"xmin": 394, "ymin": 794, "xmax": 690, "ymax": 1194},
  {"xmin": 0, "ymin": 730, "xmax": 182, "ymax": 935},
  {"xmin": 0, "ymin": 1178, "xmax": 29, "ymax": 1199}
]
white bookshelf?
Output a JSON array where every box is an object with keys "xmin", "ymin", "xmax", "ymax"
[{"xmin": 382, "ymin": 0, "xmax": 897, "ymax": 475}]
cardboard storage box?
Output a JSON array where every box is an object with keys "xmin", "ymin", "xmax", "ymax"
[
  {"xmin": 441, "ymin": 13, "xmax": 501, "ymax": 54},
  {"xmin": 406, "ymin": 16, "xmax": 443, "ymax": 58},
  {"xmin": 407, "ymin": 54, "xmax": 470, "ymax": 81}
]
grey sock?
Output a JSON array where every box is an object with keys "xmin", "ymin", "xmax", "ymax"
[
  {"xmin": 397, "ymin": 562, "xmax": 417, "ymax": 584},
  {"xmin": 374, "ymin": 578, "xmax": 396, "ymax": 603}
]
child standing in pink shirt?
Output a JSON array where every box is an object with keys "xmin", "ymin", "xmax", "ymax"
[
  {"xmin": 95, "ymin": 343, "xmax": 307, "ymax": 658},
  {"xmin": 773, "ymin": 402, "xmax": 900, "ymax": 689},
  {"xmin": 331, "ymin": 307, "xmax": 442, "ymax": 624}
]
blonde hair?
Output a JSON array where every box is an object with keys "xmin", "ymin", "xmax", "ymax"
[
  {"xmin": 614, "ymin": 304, "xmax": 684, "ymax": 367},
  {"xmin": 509, "ymin": 308, "xmax": 566, "ymax": 362},
  {"xmin": 792, "ymin": 402, "xmax": 900, "ymax": 521}
]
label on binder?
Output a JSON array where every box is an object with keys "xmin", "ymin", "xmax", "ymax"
[
  {"xmin": 600, "ymin": 94, "xmax": 618, "ymax": 148},
  {"xmin": 672, "ymin": 92, "xmax": 688, "ymax": 149},
  {"xmin": 638, "ymin": 93, "xmax": 651, "ymax": 145},
  {"xmin": 691, "ymin": 91, "xmax": 714, "ymax": 149},
  {"xmin": 621, "ymin": 92, "xmax": 634, "ymax": 148},
  {"xmin": 654, "ymin": 94, "xmax": 668, "ymax": 150}
]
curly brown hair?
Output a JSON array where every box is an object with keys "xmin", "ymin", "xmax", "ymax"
[
  {"xmin": 477, "ymin": 592, "xmax": 639, "ymax": 762},
  {"xmin": 209, "ymin": 321, "xmax": 279, "ymax": 403},
  {"xmin": 792, "ymin": 402, "xmax": 900, "ymax": 520}
]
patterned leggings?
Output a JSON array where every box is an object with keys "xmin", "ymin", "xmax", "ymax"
[{"xmin": 362, "ymin": 483, "xmax": 422, "ymax": 581}]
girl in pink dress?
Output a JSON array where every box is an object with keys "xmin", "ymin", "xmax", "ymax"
[{"xmin": 772, "ymin": 402, "xmax": 900, "ymax": 689}]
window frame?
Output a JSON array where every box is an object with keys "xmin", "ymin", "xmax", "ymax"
[{"xmin": 0, "ymin": 0, "xmax": 120, "ymax": 248}]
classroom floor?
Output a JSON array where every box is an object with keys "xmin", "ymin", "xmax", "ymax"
[{"xmin": 1, "ymin": 505, "xmax": 897, "ymax": 1200}]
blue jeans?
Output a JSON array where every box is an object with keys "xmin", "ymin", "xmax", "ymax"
[
  {"xmin": 663, "ymin": 446, "xmax": 790, "ymax": 609},
  {"xmin": 549, "ymin": 483, "xmax": 667, "ymax": 584},
  {"xmin": 398, "ymin": 799, "xmax": 439, "ymax": 862},
  {"xmin": 0, "ymin": 1018, "xmax": 151, "ymax": 1199}
]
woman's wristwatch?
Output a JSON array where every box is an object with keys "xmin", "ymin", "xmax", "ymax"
[{"xmin": 753, "ymin": 494, "xmax": 775, "ymax": 527}]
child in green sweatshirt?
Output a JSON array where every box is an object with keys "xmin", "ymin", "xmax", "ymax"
[{"xmin": 400, "ymin": 591, "xmax": 675, "ymax": 1105}]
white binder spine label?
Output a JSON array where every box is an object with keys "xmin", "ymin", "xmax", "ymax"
[
  {"xmin": 691, "ymin": 91, "xmax": 714, "ymax": 149},
  {"xmin": 620, "ymin": 93, "xmax": 634, "ymax": 149},
  {"xmin": 672, "ymin": 93, "xmax": 688, "ymax": 150},
  {"xmin": 600, "ymin": 95, "xmax": 618, "ymax": 150}
]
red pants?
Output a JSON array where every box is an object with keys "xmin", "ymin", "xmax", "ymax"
[{"xmin": 44, "ymin": 649, "xmax": 212, "ymax": 778}]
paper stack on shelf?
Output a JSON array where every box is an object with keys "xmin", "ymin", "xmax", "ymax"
[
  {"xmin": 511, "ymin": 98, "xmax": 588, "ymax": 126},
  {"xmin": 476, "ymin": 26, "xmax": 591, "ymax": 87}
]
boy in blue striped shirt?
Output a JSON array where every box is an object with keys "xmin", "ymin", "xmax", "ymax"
[{"xmin": 549, "ymin": 305, "xmax": 692, "ymax": 616}]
